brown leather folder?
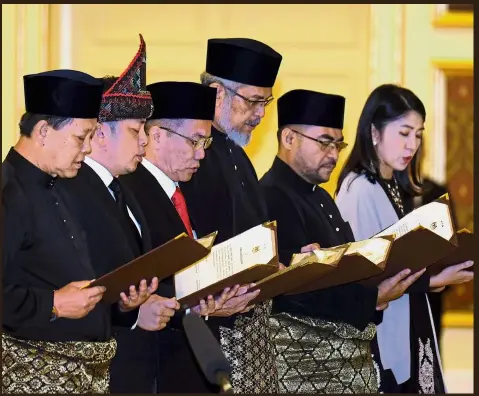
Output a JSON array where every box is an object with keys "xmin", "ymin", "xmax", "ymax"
[
  {"xmin": 359, "ymin": 226, "xmax": 458, "ymax": 287},
  {"xmin": 248, "ymin": 247, "xmax": 345, "ymax": 305},
  {"xmin": 178, "ymin": 263, "xmax": 279, "ymax": 309},
  {"xmin": 358, "ymin": 194, "xmax": 458, "ymax": 286},
  {"xmin": 428, "ymin": 229, "xmax": 475, "ymax": 275},
  {"xmin": 176, "ymin": 221, "xmax": 280, "ymax": 309},
  {"xmin": 87, "ymin": 233, "xmax": 211, "ymax": 304},
  {"xmin": 287, "ymin": 237, "xmax": 392, "ymax": 294}
]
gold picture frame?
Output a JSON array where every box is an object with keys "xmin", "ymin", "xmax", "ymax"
[
  {"xmin": 433, "ymin": 60, "xmax": 474, "ymax": 76},
  {"xmin": 433, "ymin": 4, "xmax": 473, "ymax": 28},
  {"xmin": 431, "ymin": 60, "xmax": 473, "ymax": 328}
]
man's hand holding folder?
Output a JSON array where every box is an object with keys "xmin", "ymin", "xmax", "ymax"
[
  {"xmin": 206, "ymin": 284, "xmax": 261, "ymax": 317},
  {"xmin": 118, "ymin": 277, "xmax": 160, "ymax": 312}
]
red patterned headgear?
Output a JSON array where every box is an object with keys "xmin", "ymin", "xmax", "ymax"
[{"xmin": 98, "ymin": 34, "xmax": 153, "ymax": 122}]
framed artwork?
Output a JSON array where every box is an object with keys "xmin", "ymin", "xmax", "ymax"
[
  {"xmin": 432, "ymin": 60, "xmax": 474, "ymax": 327},
  {"xmin": 433, "ymin": 4, "xmax": 473, "ymax": 28}
]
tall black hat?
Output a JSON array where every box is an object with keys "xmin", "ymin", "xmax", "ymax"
[
  {"xmin": 206, "ymin": 38, "xmax": 282, "ymax": 87},
  {"xmin": 278, "ymin": 89, "xmax": 346, "ymax": 129},
  {"xmin": 147, "ymin": 81, "xmax": 217, "ymax": 121},
  {"xmin": 23, "ymin": 69, "xmax": 104, "ymax": 118}
]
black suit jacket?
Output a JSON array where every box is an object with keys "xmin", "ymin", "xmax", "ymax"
[
  {"xmin": 120, "ymin": 163, "xmax": 219, "ymax": 393},
  {"xmin": 58, "ymin": 163, "xmax": 157, "ymax": 394}
]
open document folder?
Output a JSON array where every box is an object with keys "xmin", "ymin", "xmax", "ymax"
[
  {"xmin": 174, "ymin": 222, "xmax": 279, "ymax": 309},
  {"xmin": 86, "ymin": 233, "xmax": 214, "ymax": 304},
  {"xmin": 249, "ymin": 236, "xmax": 393, "ymax": 304},
  {"xmin": 358, "ymin": 193, "xmax": 462, "ymax": 286},
  {"xmin": 250, "ymin": 194, "xmax": 474, "ymax": 303}
]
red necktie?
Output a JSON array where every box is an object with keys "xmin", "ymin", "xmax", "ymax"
[{"xmin": 171, "ymin": 186, "xmax": 194, "ymax": 238}]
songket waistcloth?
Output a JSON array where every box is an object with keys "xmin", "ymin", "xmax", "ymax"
[
  {"xmin": 219, "ymin": 300, "xmax": 279, "ymax": 393},
  {"xmin": 270, "ymin": 313, "xmax": 378, "ymax": 394},
  {"xmin": 2, "ymin": 333, "xmax": 117, "ymax": 394}
]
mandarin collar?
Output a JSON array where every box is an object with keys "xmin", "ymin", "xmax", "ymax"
[
  {"xmin": 5, "ymin": 148, "xmax": 57, "ymax": 188},
  {"xmin": 271, "ymin": 156, "xmax": 318, "ymax": 194}
]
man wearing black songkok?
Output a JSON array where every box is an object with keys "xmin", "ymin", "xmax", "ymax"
[
  {"xmin": 120, "ymin": 81, "xmax": 258, "ymax": 392},
  {"xmin": 2, "ymin": 69, "xmax": 121, "ymax": 393},
  {"xmin": 180, "ymin": 38, "xmax": 282, "ymax": 393},
  {"xmin": 259, "ymin": 89, "xmax": 424, "ymax": 393},
  {"xmin": 56, "ymin": 36, "xmax": 200, "ymax": 394}
]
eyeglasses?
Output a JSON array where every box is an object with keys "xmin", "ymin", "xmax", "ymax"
[
  {"xmin": 160, "ymin": 127, "xmax": 213, "ymax": 150},
  {"xmin": 290, "ymin": 129, "xmax": 348, "ymax": 153},
  {"xmin": 224, "ymin": 86, "xmax": 274, "ymax": 109}
]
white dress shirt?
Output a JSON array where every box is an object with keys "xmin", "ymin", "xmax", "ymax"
[
  {"xmin": 84, "ymin": 156, "xmax": 142, "ymax": 329},
  {"xmin": 141, "ymin": 158, "xmax": 199, "ymax": 317},
  {"xmin": 84, "ymin": 156, "xmax": 142, "ymax": 235},
  {"xmin": 142, "ymin": 158, "xmax": 197, "ymax": 239},
  {"xmin": 141, "ymin": 158, "xmax": 177, "ymax": 200}
]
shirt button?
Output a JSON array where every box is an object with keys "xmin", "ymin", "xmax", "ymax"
[
  {"xmin": 55, "ymin": 202, "xmax": 59, "ymax": 206},
  {"xmin": 329, "ymin": 214, "xmax": 333, "ymax": 218},
  {"xmin": 71, "ymin": 236, "xmax": 74, "ymax": 239},
  {"xmin": 320, "ymin": 204, "xmax": 324, "ymax": 207},
  {"xmin": 229, "ymin": 149, "xmax": 232, "ymax": 153},
  {"xmin": 241, "ymin": 182, "xmax": 244, "ymax": 187},
  {"xmin": 63, "ymin": 219, "xmax": 66, "ymax": 223},
  {"xmin": 335, "ymin": 227, "xmax": 340, "ymax": 232},
  {"xmin": 234, "ymin": 165, "xmax": 238, "ymax": 171}
]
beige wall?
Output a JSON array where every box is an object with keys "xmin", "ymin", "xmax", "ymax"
[
  {"xmin": 2, "ymin": 4, "xmax": 49, "ymax": 160},
  {"xmin": 2, "ymin": 4, "xmax": 473, "ymax": 195},
  {"xmin": 47, "ymin": 4, "xmax": 371, "ymax": 194}
]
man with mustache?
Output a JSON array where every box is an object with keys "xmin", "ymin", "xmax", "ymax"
[
  {"xmin": 179, "ymin": 38, "xmax": 283, "ymax": 393},
  {"xmin": 120, "ymin": 81, "xmax": 258, "ymax": 393},
  {"xmin": 2, "ymin": 69, "xmax": 122, "ymax": 393},
  {"xmin": 259, "ymin": 89, "xmax": 425, "ymax": 393}
]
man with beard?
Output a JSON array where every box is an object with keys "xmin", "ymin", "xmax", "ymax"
[
  {"xmin": 259, "ymin": 89, "xmax": 425, "ymax": 393},
  {"xmin": 120, "ymin": 81, "xmax": 260, "ymax": 392},
  {"xmin": 180, "ymin": 38, "xmax": 283, "ymax": 393}
]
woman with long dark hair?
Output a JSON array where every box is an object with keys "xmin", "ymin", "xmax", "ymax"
[{"xmin": 335, "ymin": 84, "xmax": 473, "ymax": 393}]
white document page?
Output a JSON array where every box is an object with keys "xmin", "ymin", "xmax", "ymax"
[
  {"xmin": 375, "ymin": 201, "xmax": 453, "ymax": 241},
  {"xmin": 175, "ymin": 224, "xmax": 275, "ymax": 299}
]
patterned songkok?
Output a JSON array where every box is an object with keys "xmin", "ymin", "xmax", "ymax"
[{"xmin": 98, "ymin": 34, "xmax": 153, "ymax": 122}]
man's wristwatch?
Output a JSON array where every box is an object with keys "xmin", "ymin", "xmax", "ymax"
[
  {"xmin": 50, "ymin": 306, "xmax": 59, "ymax": 322},
  {"xmin": 50, "ymin": 290, "xmax": 58, "ymax": 322}
]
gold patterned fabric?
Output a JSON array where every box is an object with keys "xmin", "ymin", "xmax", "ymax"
[
  {"xmin": 219, "ymin": 300, "xmax": 279, "ymax": 393},
  {"xmin": 2, "ymin": 333, "xmax": 117, "ymax": 394},
  {"xmin": 270, "ymin": 313, "xmax": 378, "ymax": 394}
]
